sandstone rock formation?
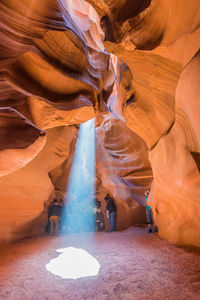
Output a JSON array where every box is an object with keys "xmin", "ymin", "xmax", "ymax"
[
  {"xmin": 0, "ymin": 107, "xmax": 46, "ymax": 177},
  {"xmin": 0, "ymin": 0, "xmax": 200, "ymax": 247},
  {"xmin": 0, "ymin": 0, "xmax": 109, "ymax": 242},
  {"xmin": 86, "ymin": 0, "xmax": 200, "ymax": 247},
  {"xmin": 96, "ymin": 114, "xmax": 152, "ymax": 230}
]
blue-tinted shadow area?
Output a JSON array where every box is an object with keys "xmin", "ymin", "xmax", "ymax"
[{"xmin": 62, "ymin": 118, "xmax": 96, "ymax": 233}]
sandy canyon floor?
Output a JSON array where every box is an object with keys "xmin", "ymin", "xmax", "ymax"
[{"xmin": 0, "ymin": 227, "xmax": 199, "ymax": 300}]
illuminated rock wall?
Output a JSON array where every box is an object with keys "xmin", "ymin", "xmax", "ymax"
[
  {"xmin": 0, "ymin": 0, "xmax": 200, "ymax": 247},
  {"xmin": 0, "ymin": 0, "xmax": 113, "ymax": 242},
  {"xmin": 96, "ymin": 114, "xmax": 152, "ymax": 230},
  {"xmin": 86, "ymin": 0, "xmax": 200, "ymax": 247}
]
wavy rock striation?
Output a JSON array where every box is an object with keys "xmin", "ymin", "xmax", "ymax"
[
  {"xmin": 86, "ymin": 0, "xmax": 200, "ymax": 246},
  {"xmin": 0, "ymin": 0, "xmax": 114, "ymax": 241},
  {"xmin": 0, "ymin": 0, "xmax": 199, "ymax": 247}
]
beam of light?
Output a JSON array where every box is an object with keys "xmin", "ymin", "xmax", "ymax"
[
  {"xmin": 46, "ymin": 247, "xmax": 100, "ymax": 279},
  {"xmin": 62, "ymin": 118, "xmax": 96, "ymax": 233}
]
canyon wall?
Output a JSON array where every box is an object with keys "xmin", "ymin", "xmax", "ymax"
[
  {"xmin": 86, "ymin": 0, "xmax": 200, "ymax": 246},
  {"xmin": 0, "ymin": 0, "xmax": 110, "ymax": 242},
  {"xmin": 0, "ymin": 0, "xmax": 200, "ymax": 246}
]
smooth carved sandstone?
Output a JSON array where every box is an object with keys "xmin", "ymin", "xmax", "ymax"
[
  {"xmin": 0, "ymin": 126, "xmax": 78, "ymax": 242},
  {"xmin": 96, "ymin": 114, "xmax": 152, "ymax": 229},
  {"xmin": 0, "ymin": 0, "xmax": 199, "ymax": 247},
  {"xmin": 0, "ymin": 107, "xmax": 46, "ymax": 177},
  {"xmin": 0, "ymin": 162, "xmax": 54, "ymax": 243},
  {"xmin": 85, "ymin": 0, "xmax": 200, "ymax": 247},
  {"xmin": 149, "ymin": 50, "xmax": 200, "ymax": 245},
  {"xmin": 0, "ymin": 0, "xmax": 113, "ymax": 119},
  {"xmin": 28, "ymin": 97, "xmax": 95, "ymax": 130},
  {"xmin": 0, "ymin": 0, "xmax": 113, "ymax": 242}
]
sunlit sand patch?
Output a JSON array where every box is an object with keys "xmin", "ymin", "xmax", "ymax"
[{"xmin": 46, "ymin": 247, "xmax": 100, "ymax": 279}]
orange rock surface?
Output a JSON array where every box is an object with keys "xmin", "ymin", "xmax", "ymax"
[{"xmin": 0, "ymin": 0, "xmax": 200, "ymax": 247}]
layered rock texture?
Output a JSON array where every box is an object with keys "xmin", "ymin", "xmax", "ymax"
[
  {"xmin": 0, "ymin": 0, "xmax": 200, "ymax": 247},
  {"xmin": 87, "ymin": 0, "xmax": 200, "ymax": 246}
]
